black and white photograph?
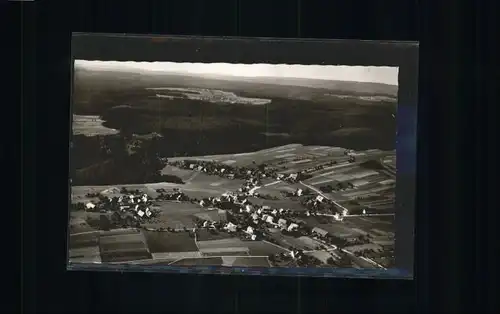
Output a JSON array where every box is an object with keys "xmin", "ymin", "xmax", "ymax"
[{"xmin": 68, "ymin": 60, "xmax": 399, "ymax": 270}]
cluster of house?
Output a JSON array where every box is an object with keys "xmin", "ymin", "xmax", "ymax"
[
  {"xmin": 155, "ymin": 189, "xmax": 190, "ymax": 202},
  {"xmin": 170, "ymin": 159, "xmax": 310, "ymax": 185},
  {"xmin": 301, "ymin": 195, "xmax": 349, "ymax": 221},
  {"xmin": 194, "ymin": 185, "xmax": 343, "ymax": 254},
  {"xmin": 302, "ymin": 161, "xmax": 338, "ymax": 174},
  {"xmin": 170, "ymin": 160, "xmax": 268, "ymax": 181},
  {"xmin": 84, "ymin": 192, "xmax": 155, "ymax": 220}
]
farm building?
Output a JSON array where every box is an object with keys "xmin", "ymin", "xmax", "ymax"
[
  {"xmin": 278, "ymin": 219, "xmax": 287, "ymax": 228},
  {"xmin": 312, "ymin": 227, "xmax": 329, "ymax": 237}
]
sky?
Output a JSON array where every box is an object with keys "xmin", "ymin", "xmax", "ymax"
[{"xmin": 75, "ymin": 60, "xmax": 399, "ymax": 85}]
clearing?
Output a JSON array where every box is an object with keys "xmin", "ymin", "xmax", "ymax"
[{"xmin": 72, "ymin": 114, "xmax": 119, "ymax": 136}]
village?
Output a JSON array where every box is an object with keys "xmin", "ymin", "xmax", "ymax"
[{"xmin": 69, "ymin": 145, "xmax": 396, "ymax": 269}]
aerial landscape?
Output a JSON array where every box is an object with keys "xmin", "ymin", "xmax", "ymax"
[{"xmin": 69, "ymin": 60, "xmax": 399, "ymax": 270}]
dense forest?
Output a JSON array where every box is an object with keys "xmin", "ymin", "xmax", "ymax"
[{"xmin": 71, "ymin": 134, "xmax": 183, "ymax": 186}]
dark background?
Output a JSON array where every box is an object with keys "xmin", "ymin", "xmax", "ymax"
[{"xmin": 16, "ymin": 0, "xmax": 488, "ymax": 313}]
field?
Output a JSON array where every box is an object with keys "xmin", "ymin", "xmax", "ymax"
[
  {"xmin": 143, "ymin": 230, "xmax": 198, "ymax": 253},
  {"xmin": 143, "ymin": 201, "xmax": 226, "ymax": 230},
  {"xmin": 222, "ymin": 256, "xmax": 271, "ymax": 267},
  {"xmin": 301, "ymin": 217, "xmax": 371, "ymax": 239},
  {"xmin": 342, "ymin": 216, "xmax": 394, "ymax": 237},
  {"xmin": 72, "ymin": 114, "xmax": 119, "ymax": 136},
  {"xmin": 195, "ymin": 238, "xmax": 287, "ymax": 257},
  {"xmin": 69, "ymin": 246, "xmax": 101, "ymax": 263},
  {"xmin": 68, "ymin": 232, "xmax": 102, "ymax": 264},
  {"xmin": 68, "ymin": 213, "xmax": 99, "ymax": 234},
  {"xmin": 170, "ymin": 257, "xmax": 223, "ymax": 266},
  {"xmin": 68, "ymin": 232, "xmax": 100, "ymax": 249},
  {"xmin": 99, "ymin": 229, "xmax": 151, "ymax": 263},
  {"xmin": 196, "ymin": 238, "xmax": 247, "ymax": 251},
  {"xmin": 244, "ymin": 241, "xmax": 289, "ymax": 256},
  {"xmin": 166, "ymin": 256, "xmax": 271, "ymax": 267},
  {"xmin": 196, "ymin": 229, "xmax": 234, "ymax": 241}
]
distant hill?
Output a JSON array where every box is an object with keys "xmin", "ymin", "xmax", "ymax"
[
  {"xmin": 205, "ymin": 75, "xmax": 398, "ymax": 96},
  {"xmin": 73, "ymin": 66, "xmax": 397, "ymax": 97}
]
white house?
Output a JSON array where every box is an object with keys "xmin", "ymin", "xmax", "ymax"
[
  {"xmin": 246, "ymin": 226, "xmax": 254, "ymax": 234},
  {"xmin": 271, "ymin": 209, "xmax": 278, "ymax": 215},
  {"xmin": 189, "ymin": 164, "xmax": 195, "ymax": 169},
  {"xmin": 296, "ymin": 188, "xmax": 303, "ymax": 196},
  {"xmin": 85, "ymin": 202, "xmax": 96, "ymax": 210},
  {"xmin": 342, "ymin": 208, "xmax": 349, "ymax": 216},
  {"xmin": 199, "ymin": 200, "xmax": 206, "ymax": 207},
  {"xmin": 137, "ymin": 210, "xmax": 145, "ymax": 217},
  {"xmin": 287, "ymin": 223, "xmax": 299, "ymax": 232},
  {"xmin": 225, "ymin": 222, "xmax": 237, "ymax": 232},
  {"xmin": 245, "ymin": 205, "xmax": 253, "ymax": 213},
  {"xmin": 288, "ymin": 173, "xmax": 298, "ymax": 180},
  {"xmin": 266, "ymin": 216, "xmax": 275, "ymax": 224},
  {"xmin": 251, "ymin": 234, "xmax": 257, "ymax": 241},
  {"xmin": 278, "ymin": 219, "xmax": 287, "ymax": 228},
  {"xmin": 333, "ymin": 213, "xmax": 343, "ymax": 221},
  {"xmin": 316, "ymin": 195, "xmax": 324, "ymax": 203}
]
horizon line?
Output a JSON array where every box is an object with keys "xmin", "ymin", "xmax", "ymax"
[{"xmin": 74, "ymin": 60, "xmax": 399, "ymax": 86}]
